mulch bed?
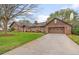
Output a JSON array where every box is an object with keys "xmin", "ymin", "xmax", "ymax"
[{"xmin": 0, "ymin": 34, "xmax": 14, "ymax": 37}]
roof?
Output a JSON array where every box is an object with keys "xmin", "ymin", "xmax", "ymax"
[
  {"xmin": 10, "ymin": 18, "xmax": 72, "ymax": 28},
  {"xmin": 30, "ymin": 22, "xmax": 46, "ymax": 27},
  {"xmin": 45, "ymin": 18, "xmax": 72, "ymax": 26},
  {"xmin": 9, "ymin": 22, "xmax": 15, "ymax": 27},
  {"xmin": 9, "ymin": 21, "xmax": 34, "ymax": 27}
]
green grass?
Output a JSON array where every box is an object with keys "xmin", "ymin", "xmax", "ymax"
[
  {"xmin": 0, "ymin": 32, "xmax": 44, "ymax": 54},
  {"xmin": 69, "ymin": 34, "xmax": 79, "ymax": 45}
]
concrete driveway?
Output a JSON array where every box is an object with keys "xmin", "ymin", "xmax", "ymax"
[{"xmin": 4, "ymin": 34, "xmax": 79, "ymax": 55}]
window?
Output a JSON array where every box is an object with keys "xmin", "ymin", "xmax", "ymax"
[{"xmin": 54, "ymin": 19, "xmax": 57, "ymax": 23}]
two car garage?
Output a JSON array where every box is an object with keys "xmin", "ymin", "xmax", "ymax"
[{"xmin": 48, "ymin": 27, "xmax": 64, "ymax": 34}]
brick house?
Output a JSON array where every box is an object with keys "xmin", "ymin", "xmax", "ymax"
[
  {"xmin": 10, "ymin": 18, "xmax": 72, "ymax": 34},
  {"xmin": 10, "ymin": 21, "xmax": 32, "ymax": 32}
]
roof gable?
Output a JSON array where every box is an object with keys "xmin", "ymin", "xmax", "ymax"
[
  {"xmin": 45, "ymin": 18, "xmax": 72, "ymax": 26},
  {"xmin": 9, "ymin": 22, "xmax": 15, "ymax": 27}
]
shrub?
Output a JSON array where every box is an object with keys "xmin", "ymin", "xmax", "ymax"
[
  {"xmin": 72, "ymin": 27, "xmax": 79, "ymax": 35},
  {"xmin": 10, "ymin": 27, "xmax": 15, "ymax": 31}
]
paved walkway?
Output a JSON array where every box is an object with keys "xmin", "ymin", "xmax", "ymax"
[{"xmin": 4, "ymin": 34, "xmax": 79, "ymax": 55}]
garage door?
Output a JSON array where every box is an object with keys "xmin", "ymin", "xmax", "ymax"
[{"xmin": 48, "ymin": 27, "xmax": 64, "ymax": 33}]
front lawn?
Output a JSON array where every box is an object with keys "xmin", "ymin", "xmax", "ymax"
[
  {"xmin": 69, "ymin": 34, "xmax": 79, "ymax": 45},
  {"xmin": 0, "ymin": 32, "xmax": 44, "ymax": 54}
]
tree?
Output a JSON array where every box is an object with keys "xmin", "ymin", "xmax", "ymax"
[
  {"xmin": 0, "ymin": 4, "xmax": 37, "ymax": 34},
  {"xmin": 0, "ymin": 20, "xmax": 1, "ymax": 26},
  {"xmin": 47, "ymin": 8, "xmax": 78, "ymax": 23}
]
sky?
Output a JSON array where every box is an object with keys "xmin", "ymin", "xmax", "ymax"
[{"xmin": 15, "ymin": 4, "xmax": 79, "ymax": 23}]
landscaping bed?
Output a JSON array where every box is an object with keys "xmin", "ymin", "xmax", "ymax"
[{"xmin": 0, "ymin": 32, "xmax": 44, "ymax": 54}]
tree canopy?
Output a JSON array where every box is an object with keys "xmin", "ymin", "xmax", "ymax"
[{"xmin": 47, "ymin": 8, "xmax": 78, "ymax": 23}]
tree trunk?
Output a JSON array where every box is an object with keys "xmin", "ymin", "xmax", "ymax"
[
  {"xmin": 4, "ymin": 21, "xmax": 7, "ymax": 34},
  {"xmin": 3, "ymin": 16, "xmax": 8, "ymax": 34}
]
